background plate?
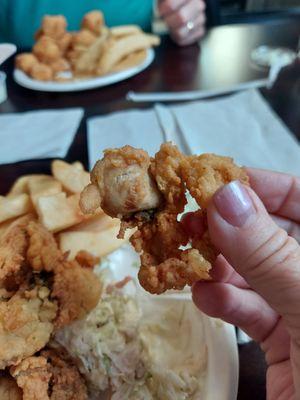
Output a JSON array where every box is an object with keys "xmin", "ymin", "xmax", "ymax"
[{"xmin": 13, "ymin": 48, "xmax": 154, "ymax": 92}]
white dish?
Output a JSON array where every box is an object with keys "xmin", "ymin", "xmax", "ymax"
[
  {"xmin": 100, "ymin": 245, "xmax": 239, "ymax": 400},
  {"xmin": 13, "ymin": 48, "xmax": 154, "ymax": 92}
]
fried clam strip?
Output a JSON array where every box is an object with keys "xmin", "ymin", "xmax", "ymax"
[
  {"xmin": 26, "ymin": 221, "xmax": 102, "ymax": 329},
  {"xmin": 10, "ymin": 348, "xmax": 88, "ymax": 400},
  {"xmin": 80, "ymin": 143, "xmax": 249, "ymax": 294}
]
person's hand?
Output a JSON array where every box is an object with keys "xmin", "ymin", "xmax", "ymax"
[
  {"xmin": 158, "ymin": 0, "xmax": 206, "ymax": 46},
  {"xmin": 182, "ymin": 168, "xmax": 300, "ymax": 399}
]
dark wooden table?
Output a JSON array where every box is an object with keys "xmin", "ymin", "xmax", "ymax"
[{"xmin": 1, "ymin": 18, "xmax": 300, "ymax": 400}]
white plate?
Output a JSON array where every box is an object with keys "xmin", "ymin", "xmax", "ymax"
[
  {"xmin": 100, "ymin": 245, "xmax": 239, "ymax": 400},
  {"xmin": 13, "ymin": 48, "xmax": 154, "ymax": 92}
]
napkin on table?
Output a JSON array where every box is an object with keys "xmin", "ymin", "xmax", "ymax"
[
  {"xmin": 0, "ymin": 108, "xmax": 84, "ymax": 165},
  {"xmin": 87, "ymin": 90, "xmax": 300, "ymax": 176}
]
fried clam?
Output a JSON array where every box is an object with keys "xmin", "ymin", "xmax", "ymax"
[
  {"xmin": 0, "ymin": 218, "xmax": 101, "ymax": 368},
  {"xmin": 10, "ymin": 348, "xmax": 88, "ymax": 400},
  {"xmin": 80, "ymin": 142, "xmax": 249, "ymax": 294}
]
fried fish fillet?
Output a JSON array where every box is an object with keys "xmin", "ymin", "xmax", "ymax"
[{"xmin": 80, "ymin": 142, "xmax": 249, "ymax": 294}]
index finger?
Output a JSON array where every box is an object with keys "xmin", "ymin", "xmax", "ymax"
[{"xmin": 246, "ymin": 167, "xmax": 300, "ymax": 222}]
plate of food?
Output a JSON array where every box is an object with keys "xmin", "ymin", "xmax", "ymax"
[
  {"xmin": 13, "ymin": 11, "xmax": 159, "ymax": 92},
  {"xmin": 0, "ymin": 145, "xmax": 240, "ymax": 399}
]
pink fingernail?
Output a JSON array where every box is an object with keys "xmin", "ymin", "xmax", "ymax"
[{"xmin": 214, "ymin": 181, "xmax": 255, "ymax": 227}]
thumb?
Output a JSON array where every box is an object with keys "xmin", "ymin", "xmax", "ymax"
[{"xmin": 208, "ymin": 180, "xmax": 300, "ymax": 336}]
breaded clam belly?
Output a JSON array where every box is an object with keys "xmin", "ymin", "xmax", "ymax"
[{"xmin": 80, "ymin": 146, "xmax": 161, "ymax": 217}]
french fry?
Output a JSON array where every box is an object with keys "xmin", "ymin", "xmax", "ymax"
[
  {"xmin": 66, "ymin": 214, "xmax": 117, "ymax": 233},
  {"xmin": 97, "ymin": 33, "xmax": 160, "ymax": 75},
  {"xmin": 7, "ymin": 174, "xmax": 49, "ymax": 196},
  {"xmin": 111, "ymin": 49, "xmax": 147, "ymax": 73},
  {"xmin": 51, "ymin": 160, "xmax": 90, "ymax": 194},
  {"xmin": 0, "ymin": 194, "xmax": 33, "ymax": 223},
  {"xmin": 74, "ymin": 28, "xmax": 109, "ymax": 74},
  {"xmin": 58, "ymin": 224, "xmax": 126, "ymax": 259},
  {"xmin": 28, "ymin": 175, "xmax": 62, "ymax": 206},
  {"xmin": 110, "ymin": 25, "xmax": 142, "ymax": 38},
  {"xmin": 36, "ymin": 192, "xmax": 84, "ymax": 232}
]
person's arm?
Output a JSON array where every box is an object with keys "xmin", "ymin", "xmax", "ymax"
[{"xmin": 183, "ymin": 169, "xmax": 300, "ymax": 398}]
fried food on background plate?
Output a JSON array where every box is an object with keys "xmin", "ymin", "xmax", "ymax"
[
  {"xmin": 81, "ymin": 10, "xmax": 104, "ymax": 35},
  {"xmin": 15, "ymin": 10, "xmax": 160, "ymax": 81},
  {"xmin": 15, "ymin": 54, "xmax": 39, "ymax": 75},
  {"xmin": 10, "ymin": 348, "xmax": 88, "ymax": 400},
  {"xmin": 41, "ymin": 15, "xmax": 67, "ymax": 40},
  {"xmin": 80, "ymin": 142, "xmax": 249, "ymax": 294}
]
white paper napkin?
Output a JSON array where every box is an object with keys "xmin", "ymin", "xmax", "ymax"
[
  {"xmin": 88, "ymin": 90, "xmax": 300, "ymax": 176},
  {"xmin": 87, "ymin": 109, "xmax": 165, "ymax": 168},
  {"xmin": 0, "ymin": 108, "xmax": 84, "ymax": 165}
]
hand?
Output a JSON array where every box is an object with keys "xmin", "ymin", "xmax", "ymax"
[
  {"xmin": 182, "ymin": 168, "xmax": 300, "ymax": 399},
  {"xmin": 158, "ymin": 0, "xmax": 206, "ymax": 46}
]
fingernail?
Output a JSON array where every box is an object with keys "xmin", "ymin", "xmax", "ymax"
[{"xmin": 213, "ymin": 181, "xmax": 255, "ymax": 227}]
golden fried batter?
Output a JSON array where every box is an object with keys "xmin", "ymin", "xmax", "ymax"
[
  {"xmin": 75, "ymin": 250, "xmax": 100, "ymax": 268},
  {"xmin": 52, "ymin": 259, "xmax": 101, "ymax": 329},
  {"xmin": 33, "ymin": 36, "xmax": 61, "ymax": 64},
  {"xmin": 15, "ymin": 53, "xmax": 39, "ymax": 75},
  {"xmin": 80, "ymin": 146, "xmax": 161, "ymax": 217},
  {"xmin": 26, "ymin": 221, "xmax": 101, "ymax": 329},
  {"xmin": 0, "ymin": 215, "xmax": 33, "ymax": 289},
  {"xmin": 0, "ymin": 219, "xmax": 101, "ymax": 368},
  {"xmin": 26, "ymin": 221, "xmax": 62, "ymax": 272},
  {"xmin": 30, "ymin": 63, "xmax": 53, "ymax": 81},
  {"xmin": 41, "ymin": 349, "xmax": 88, "ymax": 399},
  {"xmin": 81, "ymin": 142, "xmax": 249, "ymax": 294},
  {"xmin": 81, "ymin": 10, "xmax": 104, "ymax": 35},
  {"xmin": 41, "ymin": 15, "xmax": 67, "ymax": 40},
  {"xmin": 11, "ymin": 349, "xmax": 88, "ymax": 400},
  {"xmin": 10, "ymin": 356, "xmax": 51, "ymax": 400},
  {"xmin": 72, "ymin": 29, "xmax": 97, "ymax": 48},
  {"xmin": 181, "ymin": 153, "xmax": 249, "ymax": 208}
]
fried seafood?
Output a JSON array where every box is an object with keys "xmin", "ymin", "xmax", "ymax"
[
  {"xmin": 26, "ymin": 221, "xmax": 102, "ymax": 329},
  {"xmin": 10, "ymin": 355, "xmax": 51, "ymax": 399},
  {"xmin": 81, "ymin": 143, "xmax": 249, "ymax": 294},
  {"xmin": 81, "ymin": 10, "xmax": 104, "ymax": 35},
  {"xmin": 0, "ymin": 215, "xmax": 33, "ymax": 289},
  {"xmin": 0, "ymin": 219, "xmax": 101, "ymax": 368},
  {"xmin": 10, "ymin": 349, "xmax": 88, "ymax": 400},
  {"xmin": 33, "ymin": 36, "xmax": 61, "ymax": 64},
  {"xmin": 80, "ymin": 146, "xmax": 161, "ymax": 216},
  {"xmin": 41, "ymin": 15, "xmax": 67, "ymax": 40},
  {"xmin": 15, "ymin": 54, "xmax": 38, "ymax": 75},
  {"xmin": 0, "ymin": 286, "xmax": 57, "ymax": 369},
  {"xmin": 30, "ymin": 63, "xmax": 54, "ymax": 81}
]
